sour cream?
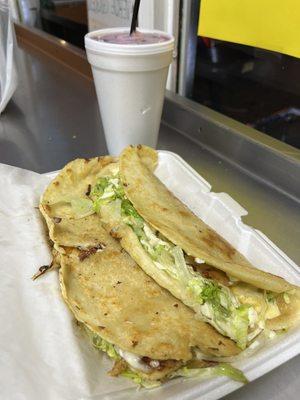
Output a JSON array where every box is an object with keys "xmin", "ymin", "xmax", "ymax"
[{"xmin": 116, "ymin": 348, "xmax": 150, "ymax": 372}]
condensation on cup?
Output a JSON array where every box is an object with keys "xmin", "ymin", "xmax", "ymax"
[{"xmin": 85, "ymin": 28, "xmax": 175, "ymax": 155}]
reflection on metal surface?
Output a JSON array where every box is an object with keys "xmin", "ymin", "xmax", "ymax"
[
  {"xmin": 178, "ymin": 0, "xmax": 200, "ymax": 97},
  {"xmin": 192, "ymin": 38, "xmax": 300, "ymax": 149},
  {"xmin": 163, "ymin": 91, "xmax": 300, "ymax": 203}
]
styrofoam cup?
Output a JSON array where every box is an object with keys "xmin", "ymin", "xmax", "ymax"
[{"xmin": 85, "ymin": 28, "xmax": 174, "ymax": 155}]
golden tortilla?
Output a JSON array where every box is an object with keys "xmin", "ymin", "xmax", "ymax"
[{"xmin": 40, "ymin": 156, "xmax": 240, "ymax": 367}]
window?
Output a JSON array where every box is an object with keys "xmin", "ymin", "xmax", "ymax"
[{"xmin": 180, "ymin": 1, "xmax": 300, "ymax": 149}]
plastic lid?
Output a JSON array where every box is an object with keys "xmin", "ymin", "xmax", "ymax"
[{"xmin": 85, "ymin": 28, "xmax": 174, "ymax": 55}]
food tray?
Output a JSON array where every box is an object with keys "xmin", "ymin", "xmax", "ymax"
[{"xmin": 1, "ymin": 150, "xmax": 299, "ymax": 400}]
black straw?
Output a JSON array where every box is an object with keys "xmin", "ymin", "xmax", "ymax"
[{"xmin": 130, "ymin": 0, "xmax": 141, "ymax": 35}]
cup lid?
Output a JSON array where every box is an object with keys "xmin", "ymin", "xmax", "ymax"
[{"xmin": 85, "ymin": 28, "xmax": 174, "ymax": 55}]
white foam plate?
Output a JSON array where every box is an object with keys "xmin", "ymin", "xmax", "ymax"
[{"xmin": 152, "ymin": 151, "xmax": 300, "ymax": 399}]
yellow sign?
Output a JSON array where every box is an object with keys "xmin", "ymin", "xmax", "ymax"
[{"xmin": 199, "ymin": 0, "xmax": 300, "ymax": 58}]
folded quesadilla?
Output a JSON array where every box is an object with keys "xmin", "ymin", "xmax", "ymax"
[
  {"xmin": 39, "ymin": 155, "xmax": 247, "ymax": 387},
  {"xmin": 78, "ymin": 146, "xmax": 300, "ymax": 350}
]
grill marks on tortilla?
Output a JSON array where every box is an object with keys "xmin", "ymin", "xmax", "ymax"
[
  {"xmin": 59, "ymin": 246, "xmax": 239, "ymax": 360},
  {"xmin": 200, "ymin": 267, "xmax": 230, "ymax": 286},
  {"xmin": 202, "ymin": 230, "xmax": 236, "ymax": 260},
  {"xmin": 86, "ymin": 184, "xmax": 92, "ymax": 196}
]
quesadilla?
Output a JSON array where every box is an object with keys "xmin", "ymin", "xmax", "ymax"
[
  {"xmin": 82, "ymin": 146, "xmax": 300, "ymax": 350},
  {"xmin": 39, "ymin": 155, "xmax": 247, "ymax": 387}
]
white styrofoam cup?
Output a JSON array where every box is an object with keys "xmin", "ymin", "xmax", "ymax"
[{"xmin": 85, "ymin": 28, "xmax": 174, "ymax": 155}]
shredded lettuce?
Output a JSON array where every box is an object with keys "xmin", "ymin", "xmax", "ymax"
[
  {"xmin": 135, "ymin": 215, "xmax": 251, "ymax": 349},
  {"xmin": 87, "ymin": 329, "xmax": 159, "ymax": 387},
  {"xmin": 232, "ymin": 305, "xmax": 251, "ymax": 349},
  {"xmin": 121, "ymin": 198, "xmax": 142, "ymax": 220},
  {"xmin": 92, "ymin": 336, "xmax": 120, "ymax": 360},
  {"xmin": 91, "ymin": 176, "xmax": 254, "ymax": 348},
  {"xmin": 121, "ymin": 199, "xmax": 145, "ymax": 233},
  {"xmin": 170, "ymin": 364, "xmax": 248, "ymax": 384},
  {"xmin": 71, "ymin": 198, "xmax": 95, "ymax": 218},
  {"xmin": 92, "ymin": 176, "xmax": 126, "ymax": 213},
  {"xmin": 193, "ymin": 279, "xmax": 250, "ymax": 348},
  {"xmin": 84, "ymin": 326, "xmax": 248, "ymax": 388},
  {"xmin": 171, "ymin": 246, "xmax": 194, "ymax": 282},
  {"xmin": 188, "ymin": 277, "xmax": 230, "ymax": 312},
  {"xmin": 266, "ymin": 291, "xmax": 275, "ymax": 303},
  {"xmin": 86, "ymin": 329, "xmax": 120, "ymax": 361},
  {"xmin": 91, "ymin": 177, "xmax": 110, "ymax": 197},
  {"xmin": 122, "ymin": 364, "xmax": 247, "ymax": 388}
]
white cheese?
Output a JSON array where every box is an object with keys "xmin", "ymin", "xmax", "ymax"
[
  {"xmin": 268, "ymin": 330, "xmax": 277, "ymax": 339},
  {"xmin": 195, "ymin": 258, "xmax": 205, "ymax": 264},
  {"xmin": 143, "ymin": 224, "xmax": 170, "ymax": 249},
  {"xmin": 248, "ymin": 307, "xmax": 258, "ymax": 328},
  {"xmin": 100, "ymin": 187, "xmax": 115, "ymax": 199},
  {"xmin": 116, "ymin": 348, "xmax": 150, "ymax": 373}
]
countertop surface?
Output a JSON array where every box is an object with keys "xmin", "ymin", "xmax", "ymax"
[{"xmin": 0, "ymin": 42, "xmax": 299, "ymax": 400}]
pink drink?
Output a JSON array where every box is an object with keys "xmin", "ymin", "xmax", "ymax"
[{"xmin": 95, "ymin": 30, "xmax": 169, "ymax": 45}]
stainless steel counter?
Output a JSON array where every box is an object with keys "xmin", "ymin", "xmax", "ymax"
[{"xmin": 1, "ymin": 43, "xmax": 299, "ymax": 400}]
